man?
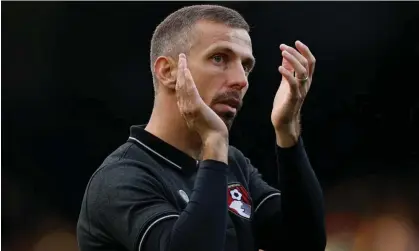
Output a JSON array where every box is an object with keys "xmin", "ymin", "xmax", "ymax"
[{"xmin": 77, "ymin": 4, "xmax": 326, "ymax": 251}]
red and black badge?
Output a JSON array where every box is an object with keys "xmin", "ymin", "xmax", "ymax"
[{"xmin": 227, "ymin": 183, "xmax": 252, "ymax": 219}]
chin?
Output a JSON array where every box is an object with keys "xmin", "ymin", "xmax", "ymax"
[{"xmin": 219, "ymin": 112, "xmax": 236, "ymax": 130}]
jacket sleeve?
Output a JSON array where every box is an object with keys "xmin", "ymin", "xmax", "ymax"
[
  {"xmin": 82, "ymin": 159, "xmax": 229, "ymax": 251},
  {"xmin": 248, "ymin": 138, "xmax": 326, "ymax": 251}
]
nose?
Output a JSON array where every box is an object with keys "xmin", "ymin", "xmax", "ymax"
[{"xmin": 227, "ymin": 62, "xmax": 248, "ymax": 90}]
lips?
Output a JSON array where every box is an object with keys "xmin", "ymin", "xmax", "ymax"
[{"xmin": 218, "ymin": 98, "xmax": 241, "ymax": 110}]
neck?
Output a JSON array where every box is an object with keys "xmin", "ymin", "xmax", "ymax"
[{"xmin": 145, "ymin": 95, "xmax": 203, "ymax": 160}]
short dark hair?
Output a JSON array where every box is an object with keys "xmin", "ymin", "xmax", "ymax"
[{"xmin": 149, "ymin": 4, "xmax": 250, "ymax": 91}]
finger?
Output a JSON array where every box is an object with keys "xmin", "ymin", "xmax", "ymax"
[
  {"xmin": 278, "ymin": 66, "xmax": 300, "ymax": 98},
  {"xmin": 184, "ymin": 67, "xmax": 201, "ymax": 100},
  {"xmin": 176, "ymin": 55, "xmax": 188, "ymax": 109},
  {"xmin": 280, "ymin": 44, "xmax": 295, "ymax": 74},
  {"xmin": 280, "ymin": 44, "xmax": 308, "ymax": 71},
  {"xmin": 295, "ymin": 41, "xmax": 316, "ymax": 76},
  {"xmin": 282, "ymin": 50, "xmax": 308, "ymax": 80},
  {"xmin": 181, "ymin": 55, "xmax": 200, "ymax": 99},
  {"xmin": 176, "ymin": 54, "xmax": 201, "ymax": 105},
  {"xmin": 176, "ymin": 53, "xmax": 186, "ymax": 90},
  {"xmin": 281, "ymin": 57, "xmax": 295, "ymax": 77}
]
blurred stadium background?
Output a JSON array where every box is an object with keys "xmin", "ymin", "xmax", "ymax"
[{"xmin": 2, "ymin": 2, "xmax": 419, "ymax": 251}]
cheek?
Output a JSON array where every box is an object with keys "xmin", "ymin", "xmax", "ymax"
[
  {"xmin": 192, "ymin": 69, "xmax": 226, "ymax": 103},
  {"xmin": 197, "ymin": 80, "xmax": 221, "ymax": 105}
]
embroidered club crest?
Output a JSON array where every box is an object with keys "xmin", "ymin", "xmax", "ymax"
[{"xmin": 227, "ymin": 183, "xmax": 251, "ymax": 219}]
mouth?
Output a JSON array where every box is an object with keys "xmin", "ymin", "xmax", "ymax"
[
  {"xmin": 219, "ymin": 98, "xmax": 240, "ymax": 110},
  {"xmin": 213, "ymin": 98, "xmax": 241, "ymax": 115}
]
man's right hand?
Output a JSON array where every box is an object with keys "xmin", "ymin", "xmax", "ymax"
[{"xmin": 175, "ymin": 53, "xmax": 229, "ymax": 163}]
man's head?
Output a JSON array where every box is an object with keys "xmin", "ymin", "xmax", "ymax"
[{"xmin": 150, "ymin": 5, "xmax": 255, "ymax": 129}]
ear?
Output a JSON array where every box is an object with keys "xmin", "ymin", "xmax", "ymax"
[{"xmin": 154, "ymin": 56, "xmax": 177, "ymax": 90}]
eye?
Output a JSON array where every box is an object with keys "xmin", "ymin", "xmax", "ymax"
[
  {"xmin": 242, "ymin": 64, "xmax": 253, "ymax": 75},
  {"xmin": 211, "ymin": 54, "xmax": 226, "ymax": 64},
  {"xmin": 242, "ymin": 59, "xmax": 254, "ymax": 74}
]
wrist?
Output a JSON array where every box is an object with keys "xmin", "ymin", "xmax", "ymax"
[
  {"xmin": 275, "ymin": 129, "xmax": 299, "ymax": 148},
  {"xmin": 201, "ymin": 134, "xmax": 229, "ymax": 164}
]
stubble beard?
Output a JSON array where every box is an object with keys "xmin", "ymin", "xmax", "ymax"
[
  {"xmin": 210, "ymin": 91, "xmax": 243, "ymax": 131},
  {"xmin": 212, "ymin": 108, "xmax": 238, "ymax": 131}
]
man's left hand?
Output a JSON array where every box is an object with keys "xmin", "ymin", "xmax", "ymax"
[{"xmin": 271, "ymin": 40, "xmax": 316, "ymax": 147}]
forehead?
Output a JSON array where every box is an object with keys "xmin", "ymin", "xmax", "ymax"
[{"xmin": 190, "ymin": 20, "xmax": 253, "ymax": 57}]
